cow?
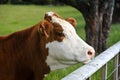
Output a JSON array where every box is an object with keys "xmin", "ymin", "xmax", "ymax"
[{"xmin": 0, "ymin": 11, "xmax": 95, "ymax": 80}]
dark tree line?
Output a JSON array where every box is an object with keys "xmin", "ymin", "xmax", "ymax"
[
  {"xmin": 0, "ymin": 0, "xmax": 61, "ymax": 5},
  {"xmin": 0, "ymin": 0, "xmax": 8, "ymax": 4}
]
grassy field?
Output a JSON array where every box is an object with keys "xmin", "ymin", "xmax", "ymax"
[{"xmin": 0, "ymin": 5, "xmax": 120, "ymax": 80}]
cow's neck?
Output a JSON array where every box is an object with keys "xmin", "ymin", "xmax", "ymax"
[{"xmin": 16, "ymin": 26, "xmax": 51, "ymax": 74}]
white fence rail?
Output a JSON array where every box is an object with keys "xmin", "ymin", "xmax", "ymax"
[{"xmin": 62, "ymin": 41, "xmax": 120, "ymax": 80}]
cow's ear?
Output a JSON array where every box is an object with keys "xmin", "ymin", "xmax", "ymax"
[
  {"xmin": 66, "ymin": 17, "xmax": 77, "ymax": 27},
  {"xmin": 39, "ymin": 20, "xmax": 52, "ymax": 38}
]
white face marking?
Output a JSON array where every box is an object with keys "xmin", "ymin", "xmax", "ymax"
[
  {"xmin": 46, "ymin": 11, "xmax": 54, "ymax": 17},
  {"xmin": 45, "ymin": 12, "xmax": 95, "ymax": 71}
]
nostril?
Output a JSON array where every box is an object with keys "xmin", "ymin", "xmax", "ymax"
[{"xmin": 88, "ymin": 51, "xmax": 93, "ymax": 56}]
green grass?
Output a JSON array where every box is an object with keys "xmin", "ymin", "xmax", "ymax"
[
  {"xmin": 0, "ymin": 5, "xmax": 120, "ymax": 80},
  {"xmin": 108, "ymin": 24, "xmax": 120, "ymax": 46},
  {"xmin": 0, "ymin": 5, "xmax": 85, "ymax": 37}
]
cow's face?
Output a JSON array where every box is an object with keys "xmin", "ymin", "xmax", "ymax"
[{"xmin": 40, "ymin": 12, "xmax": 95, "ymax": 71}]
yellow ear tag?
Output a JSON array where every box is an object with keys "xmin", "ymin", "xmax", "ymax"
[{"xmin": 39, "ymin": 27, "xmax": 42, "ymax": 33}]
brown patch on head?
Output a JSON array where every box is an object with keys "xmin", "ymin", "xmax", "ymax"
[
  {"xmin": 52, "ymin": 22, "xmax": 65, "ymax": 42},
  {"xmin": 39, "ymin": 19, "xmax": 65, "ymax": 42},
  {"xmin": 44, "ymin": 12, "xmax": 65, "ymax": 42},
  {"xmin": 66, "ymin": 17, "xmax": 77, "ymax": 27}
]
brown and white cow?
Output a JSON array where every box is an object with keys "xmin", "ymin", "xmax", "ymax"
[{"xmin": 0, "ymin": 11, "xmax": 95, "ymax": 80}]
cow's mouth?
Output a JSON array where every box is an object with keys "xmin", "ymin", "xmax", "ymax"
[
  {"xmin": 57, "ymin": 58, "xmax": 93, "ymax": 65},
  {"xmin": 58, "ymin": 59, "xmax": 80, "ymax": 65},
  {"xmin": 82, "ymin": 59, "xmax": 92, "ymax": 64}
]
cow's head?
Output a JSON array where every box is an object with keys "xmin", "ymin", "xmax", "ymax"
[{"xmin": 40, "ymin": 11, "xmax": 95, "ymax": 71}]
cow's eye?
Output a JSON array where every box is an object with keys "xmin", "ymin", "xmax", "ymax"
[
  {"xmin": 55, "ymin": 32, "xmax": 65, "ymax": 41},
  {"xmin": 56, "ymin": 32, "xmax": 65, "ymax": 37}
]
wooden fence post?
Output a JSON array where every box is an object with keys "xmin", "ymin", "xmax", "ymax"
[
  {"xmin": 102, "ymin": 64, "xmax": 107, "ymax": 80},
  {"xmin": 118, "ymin": 53, "xmax": 120, "ymax": 80},
  {"xmin": 113, "ymin": 54, "xmax": 119, "ymax": 80}
]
